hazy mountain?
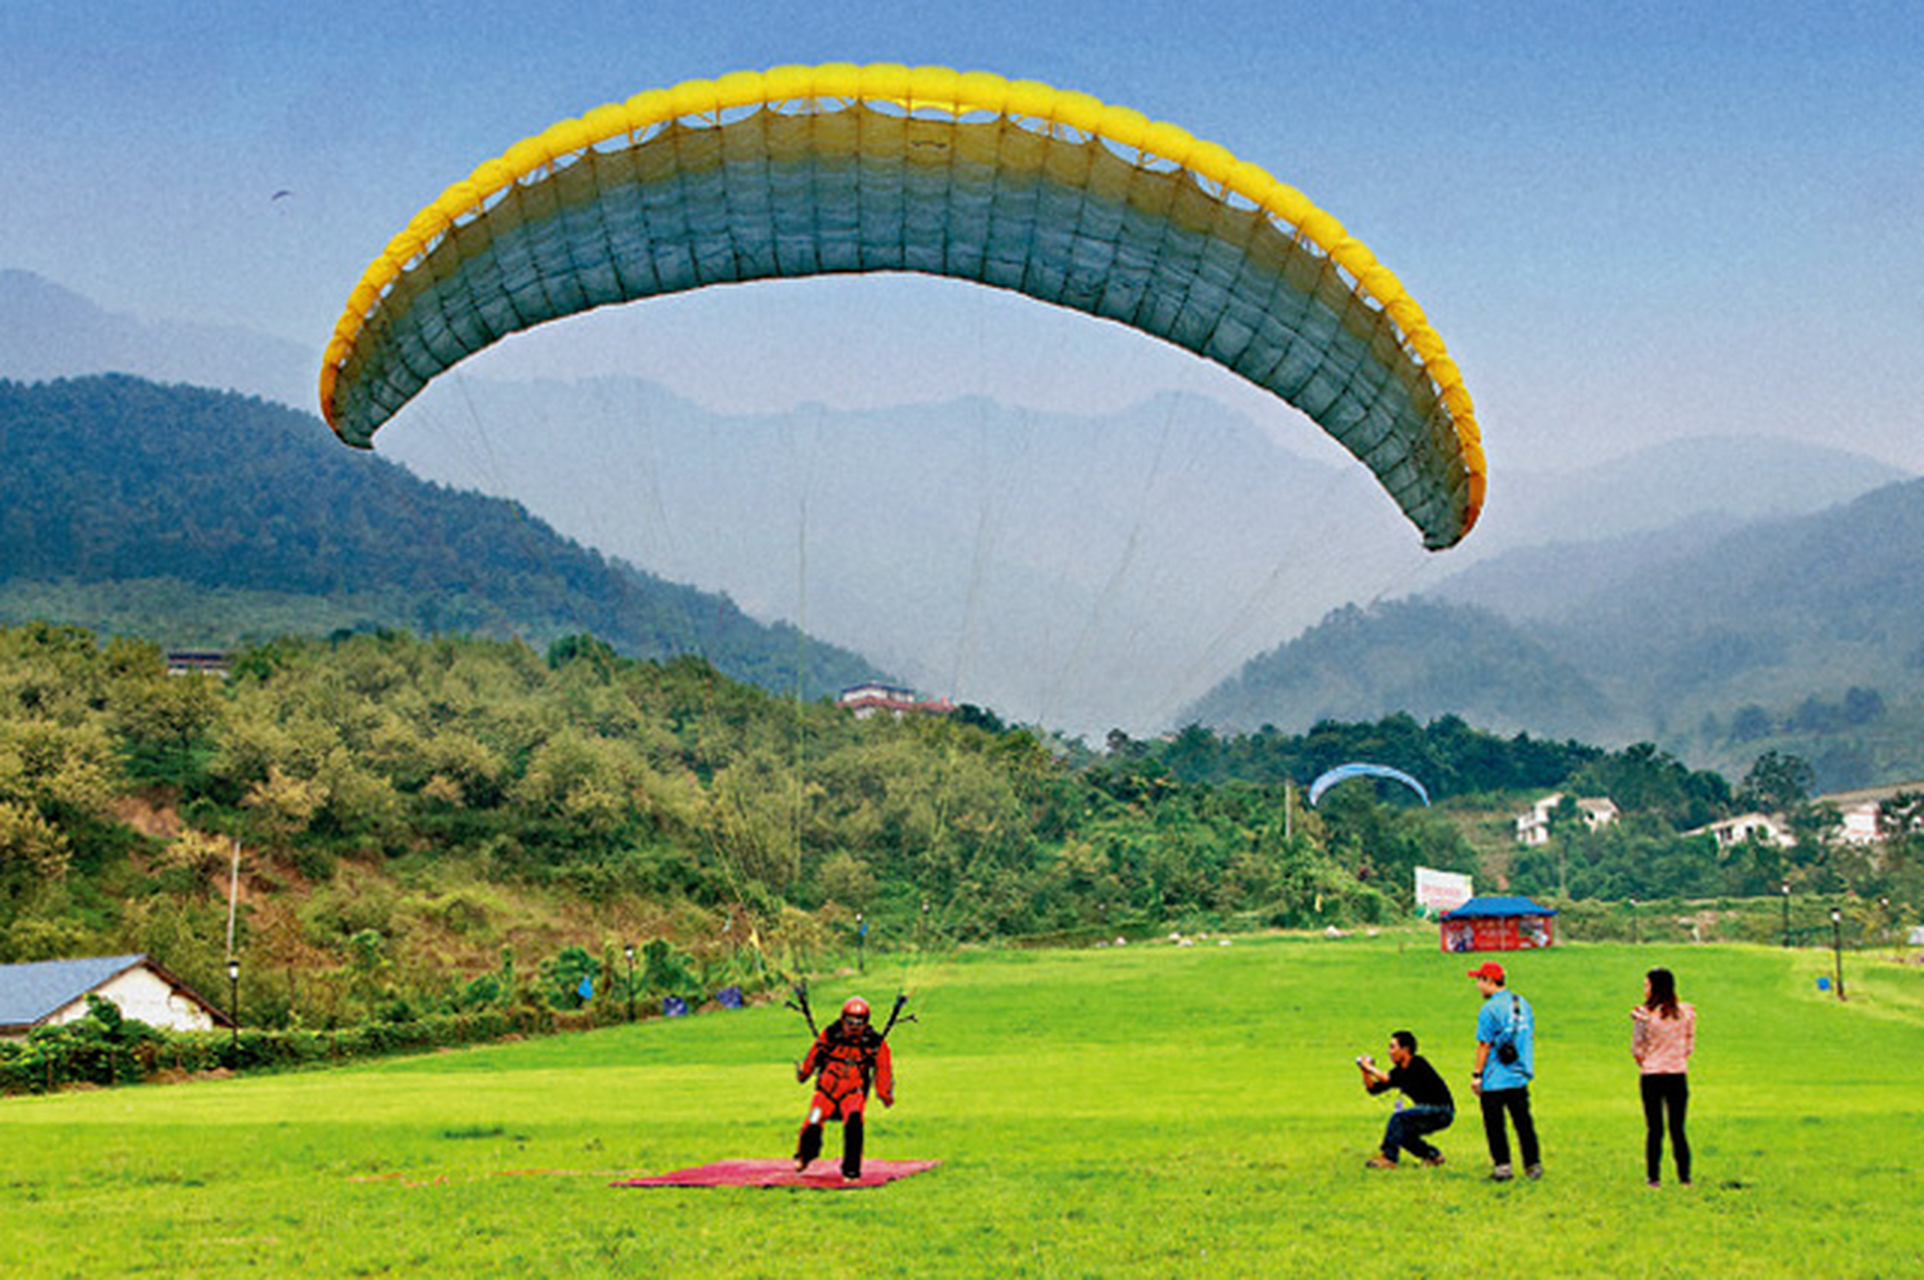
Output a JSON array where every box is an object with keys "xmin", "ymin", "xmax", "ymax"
[
  {"xmin": 0, "ymin": 270, "xmax": 1438, "ymax": 734},
  {"xmin": 3, "ymin": 269, "xmax": 1913, "ymax": 739},
  {"xmin": 373, "ymin": 384, "xmax": 1911, "ymax": 737},
  {"xmin": 1180, "ymin": 597, "xmax": 1616, "ymax": 741},
  {"xmin": 1182, "ymin": 478, "xmax": 1924, "ymax": 788},
  {"xmin": 0, "ymin": 374, "xmax": 884, "ymax": 699},
  {"xmin": 1427, "ymin": 510, "xmax": 1780, "ymax": 626},
  {"xmin": 0, "ymin": 269, "xmax": 314, "ymax": 411},
  {"xmin": 1550, "ymin": 479, "xmax": 1924, "ymax": 700},
  {"xmin": 1480, "ymin": 435, "xmax": 1907, "ymax": 553},
  {"xmin": 375, "ymin": 378, "xmax": 1430, "ymax": 737}
]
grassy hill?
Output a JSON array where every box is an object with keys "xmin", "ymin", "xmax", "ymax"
[{"xmin": 0, "ymin": 374, "xmax": 883, "ymax": 699}]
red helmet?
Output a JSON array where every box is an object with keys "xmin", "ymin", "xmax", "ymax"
[{"xmin": 841, "ymin": 997, "xmax": 871, "ymax": 1021}]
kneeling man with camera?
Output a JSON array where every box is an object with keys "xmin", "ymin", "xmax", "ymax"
[{"xmin": 1357, "ymin": 1030, "xmax": 1454, "ymax": 1169}]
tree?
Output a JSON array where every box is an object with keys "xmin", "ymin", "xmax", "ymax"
[
  {"xmin": 1738, "ymin": 750, "xmax": 1814, "ymax": 816},
  {"xmin": 240, "ymin": 765, "xmax": 326, "ymax": 847},
  {"xmin": 814, "ymin": 850, "xmax": 877, "ymax": 909},
  {"xmin": 1569, "ymin": 743, "xmax": 1726, "ymax": 830},
  {"xmin": 0, "ymin": 800, "xmax": 71, "ymax": 926},
  {"xmin": 537, "ymin": 945, "xmax": 601, "ymax": 1010}
]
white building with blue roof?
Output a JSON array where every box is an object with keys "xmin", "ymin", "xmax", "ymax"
[{"xmin": 0, "ymin": 954, "xmax": 229, "ymax": 1038}]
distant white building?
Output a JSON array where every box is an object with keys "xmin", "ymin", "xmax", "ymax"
[
  {"xmin": 1693, "ymin": 812, "xmax": 1794, "ymax": 849},
  {"xmin": 0, "ymin": 954, "xmax": 229, "ymax": 1038},
  {"xmin": 836, "ymin": 682, "xmax": 955, "ymax": 720},
  {"xmin": 1515, "ymin": 793, "xmax": 1620, "ymax": 845},
  {"xmin": 1813, "ymin": 780, "xmax": 1924, "ymax": 845},
  {"xmin": 1675, "ymin": 779, "xmax": 1924, "ymax": 850},
  {"xmin": 164, "ymin": 650, "xmax": 230, "ymax": 678}
]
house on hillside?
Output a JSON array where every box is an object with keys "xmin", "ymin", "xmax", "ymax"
[
  {"xmin": 1693, "ymin": 812, "xmax": 1795, "ymax": 849},
  {"xmin": 836, "ymin": 682, "xmax": 955, "ymax": 720},
  {"xmin": 164, "ymin": 650, "xmax": 230, "ymax": 678},
  {"xmin": 1514, "ymin": 793, "xmax": 1620, "ymax": 845},
  {"xmin": 1688, "ymin": 780, "xmax": 1924, "ymax": 850},
  {"xmin": 1813, "ymin": 780, "xmax": 1924, "ymax": 845},
  {"xmin": 0, "ymin": 954, "xmax": 229, "ymax": 1038}
]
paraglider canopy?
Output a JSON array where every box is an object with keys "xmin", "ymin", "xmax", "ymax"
[
  {"xmin": 1307, "ymin": 762, "xmax": 1431, "ymax": 808},
  {"xmin": 320, "ymin": 62, "xmax": 1486, "ymax": 549}
]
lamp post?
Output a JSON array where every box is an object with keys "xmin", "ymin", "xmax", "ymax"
[
  {"xmin": 1781, "ymin": 882, "xmax": 1791, "ymax": 948},
  {"xmin": 226, "ymin": 956, "xmax": 240, "ymax": 1049},
  {"xmin": 1830, "ymin": 907, "xmax": 1846, "ymax": 1001},
  {"xmin": 624, "ymin": 944, "xmax": 636, "ymax": 1024}
]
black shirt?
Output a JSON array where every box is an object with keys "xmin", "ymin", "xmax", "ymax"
[{"xmin": 1368, "ymin": 1053, "xmax": 1454, "ymax": 1109}]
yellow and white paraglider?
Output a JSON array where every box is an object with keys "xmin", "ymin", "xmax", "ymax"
[{"xmin": 320, "ymin": 62, "xmax": 1486, "ymax": 549}]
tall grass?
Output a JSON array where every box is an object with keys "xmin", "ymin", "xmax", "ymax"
[{"xmin": 3, "ymin": 931, "xmax": 1918, "ymax": 1276}]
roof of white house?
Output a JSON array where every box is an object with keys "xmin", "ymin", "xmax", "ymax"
[
  {"xmin": 1525, "ymin": 792, "xmax": 1617, "ymax": 815},
  {"xmin": 1688, "ymin": 812, "xmax": 1794, "ymax": 845},
  {"xmin": 0, "ymin": 954, "xmax": 226, "ymax": 1033}
]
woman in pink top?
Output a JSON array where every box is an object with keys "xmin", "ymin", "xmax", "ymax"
[{"xmin": 1631, "ymin": 967, "xmax": 1696, "ymax": 1187}]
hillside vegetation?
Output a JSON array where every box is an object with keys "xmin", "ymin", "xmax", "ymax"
[
  {"xmin": 0, "ymin": 622, "xmax": 1428, "ymax": 1030},
  {"xmin": 0, "ymin": 374, "xmax": 881, "ymax": 700},
  {"xmin": 9, "ymin": 621, "xmax": 1918, "ymax": 1046}
]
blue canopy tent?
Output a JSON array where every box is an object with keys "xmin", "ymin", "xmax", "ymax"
[{"xmin": 1440, "ymin": 895, "xmax": 1558, "ymax": 953}]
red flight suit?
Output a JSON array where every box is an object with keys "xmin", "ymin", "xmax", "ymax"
[{"xmin": 794, "ymin": 1017, "xmax": 893, "ymax": 1177}]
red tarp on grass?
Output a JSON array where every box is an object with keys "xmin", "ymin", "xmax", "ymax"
[{"xmin": 613, "ymin": 1159, "xmax": 940, "ymax": 1190}]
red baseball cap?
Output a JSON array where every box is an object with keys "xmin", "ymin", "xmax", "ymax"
[{"xmin": 1467, "ymin": 961, "xmax": 1506, "ymax": 982}]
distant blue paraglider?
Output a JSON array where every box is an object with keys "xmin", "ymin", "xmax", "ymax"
[{"xmin": 1307, "ymin": 762, "xmax": 1431, "ymax": 808}]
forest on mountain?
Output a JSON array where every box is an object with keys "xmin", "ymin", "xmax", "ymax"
[
  {"xmin": 0, "ymin": 375, "xmax": 881, "ymax": 700},
  {"xmin": 1184, "ymin": 471, "xmax": 1924, "ymax": 792},
  {"xmin": 8, "ymin": 623, "xmax": 1918, "ymax": 1042}
]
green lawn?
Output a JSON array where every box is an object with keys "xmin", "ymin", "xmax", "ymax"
[{"xmin": 3, "ymin": 932, "xmax": 1919, "ymax": 1277}]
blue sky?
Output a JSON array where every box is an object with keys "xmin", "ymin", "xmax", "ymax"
[{"xmin": 6, "ymin": 0, "xmax": 1922, "ymax": 473}]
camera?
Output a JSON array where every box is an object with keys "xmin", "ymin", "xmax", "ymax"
[{"xmin": 1495, "ymin": 1042, "xmax": 1519, "ymax": 1066}]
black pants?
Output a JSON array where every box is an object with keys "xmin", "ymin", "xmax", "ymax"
[
  {"xmin": 1382, "ymin": 1105, "xmax": 1454, "ymax": 1162},
  {"xmin": 795, "ymin": 1112, "xmax": 865, "ymax": 1178},
  {"xmin": 1479, "ymin": 1087, "xmax": 1540, "ymax": 1170},
  {"xmin": 1640, "ymin": 1073, "xmax": 1690, "ymax": 1184}
]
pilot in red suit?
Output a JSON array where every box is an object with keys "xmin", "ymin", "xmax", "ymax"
[{"xmin": 794, "ymin": 996, "xmax": 894, "ymax": 1179}]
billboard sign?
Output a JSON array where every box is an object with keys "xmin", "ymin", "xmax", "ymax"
[{"xmin": 1414, "ymin": 866, "xmax": 1473, "ymax": 917}]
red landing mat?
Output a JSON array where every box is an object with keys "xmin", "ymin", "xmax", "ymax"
[{"xmin": 613, "ymin": 1159, "xmax": 940, "ymax": 1190}]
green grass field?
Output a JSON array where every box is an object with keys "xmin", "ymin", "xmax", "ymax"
[{"xmin": 4, "ymin": 932, "xmax": 1920, "ymax": 1277}]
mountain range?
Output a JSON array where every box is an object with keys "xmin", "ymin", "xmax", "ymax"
[
  {"xmin": 1183, "ymin": 476, "xmax": 1924, "ymax": 789},
  {"xmin": 2, "ymin": 268, "xmax": 1918, "ymax": 759}
]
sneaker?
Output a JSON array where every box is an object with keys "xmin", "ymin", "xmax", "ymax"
[
  {"xmin": 794, "ymin": 1156, "xmax": 811, "ymax": 1174},
  {"xmin": 1421, "ymin": 1153, "xmax": 1447, "ymax": 1168},
  {"xmin": 1364, "ymin": 1155, "xmax": 1399, "ymax": 1170},
  {"xmin": 842, "ymin": 1169, "xmax": 863, "ymax": 1181},
  {"xmin": 1647, "ymin": 1180, "xmax": 1661, "ymax": 1189},
  {"xmin": 1489, "ymin": 1164, "xmax": 1514, "ymax": 1182},
  {"xmin": 1525, "ymin": 1164, "xmax": 1544, "ymax": 1181}
]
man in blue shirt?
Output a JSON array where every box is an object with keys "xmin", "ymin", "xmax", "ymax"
[{"xmin": 1469, "ymin": 960, "xmax": 1541, "ymax": 1181}]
